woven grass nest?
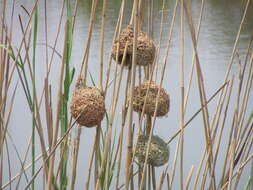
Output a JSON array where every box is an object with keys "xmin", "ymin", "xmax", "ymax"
[
  {"xmin": 111, "ymin": 25, "xmax": 156, "ymax": 67},
  {"xmin": 70, "ymin": 79, "xmax": 105, "ymax": 127},
  {"xmin": 133, "ymin": 80, "xmax": 170, "ymax": 117},
  {"xmin": 135, "ymin": 134, "xmax": 169, "ymax": 167}
]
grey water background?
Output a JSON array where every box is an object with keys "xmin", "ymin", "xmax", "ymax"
[{"xmin": 2, "ymin": 0, "xmax": 253, "ymax": 189}]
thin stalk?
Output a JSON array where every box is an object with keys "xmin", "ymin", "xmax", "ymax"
[
  {"xmin": 179, "ymin": 0, "xmax": 185, "ymax": 189},
  {"xmin": 47, "ymin": 23, "xmax": 69, "ymax": 190},
  {"xmin": 2, "ymin": 145, "xmax": 50, "ymax": 189},
  {"xmin": 157, "ymin": 170, "xmax": 167, "ymax": 190},
  {"xmin": 98, "ymin": 0, "xmax": 108, "ymax": 91},
  {"xmin": 183, "ymin": 2, "xmax": 216, "ymax": 188},
  {"xmin": 70, "ymin": 125, "xmax": 81, "ymax": 190},
  {"xmin": 193, "ymin": 150, "xmax": 206, "ymax": 190},
  {"xmin": 95, "ymin": 31, "xmax": 129, "ymax": 190},
  {"xmin": 104, "ymin": 44, "xmax": 128, "ymax": 190},
  {"xmin": 80, "ymin": 0, "xmax": 98, "ymax": 82},
  {"xmin": 130, "ymin": 2, "xmax": 179, "ymax": 186},
  {"xmin": 167, "ymin": 81, "xmax": 228, "ymax": 144},
  {"xmin": 185, "ymin": 165, "xmax": 194, "ymax": 190},
  {"xmin": 125, "ymin": 0, "xmax": 138, "ymax": 189},
  {"xmin": 137, "ymin": 0, "xmax": 179, "ymax": 188},
  {"xmin": 212, "ymin": 80, "xmax": 234, "ymax": 186},
  {"xmin": 84, "ymin": 132, "xmax": 97, "ymax": 190},
  {"xmin": 183, "ymin": 0, "xmax": 205, "ymax": 113},
  {"xmin": 104, "ymin": 0, "xmax": 125, "ymax": 97},
  {"xmin": 59, "ymin": 1, "xmax": 75, "ymax": 189},
  {"xmin": 115, "ymin": 66, "xmax": 131, "ymax": 190},
  {"xmin": 169, "ymin": 135, "xmax": 180, "ymax": 188},
  {"xmin": 31, "ymin": 4, "xmax": 38, "ymax": 190},
  {"xmin": 18, "ymin": 13, "xmax": 50, "ymax": 180},
  {"xmin": 221, "ymin": 154, "xmax": 253, "ymax": 190},
  {"xmin": 15, "ymin": 135, "xmax": 32, "ymax": 189},
  {"xmin": 154, "ymin": 0, "xmax": 166, "ymax": 81},
  {"xmin": 47, "ymin": 0, "xmax": 65, "ymax": 75},
  {"xmin": 236, "ymin": 52, "xmax": 253, "ymax": 151},
  {"xmin": 94, "ymin": 0, "xmax": 108, "ymax": 185},
  {"xmin": 25, "ymin": 112, "xmax": 84, "ymax": 189}
]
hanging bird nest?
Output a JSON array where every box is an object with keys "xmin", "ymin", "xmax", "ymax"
[
  {"xmin": 111, "ymin": 25, "xmax": 156, "ymax": 67},
  {"xmin": 70, "ymin": 80, "xmax": 105, "ymax": 128},
  {"xmin": 133, "ymin": 80, "xmax": 170, "ymax": 117},
  {"xmin": 135, "ymin": 134, "xmax": 169, "ymax": 167}
]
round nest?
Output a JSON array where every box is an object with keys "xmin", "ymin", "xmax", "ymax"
[
  {"xmin": 135, "ymin": 134, "xmax": 169, "ymax": 167},
  {"xmin": 70, "ymin": 85, "xmax": 105, "ymax": 128},
  {"xmin": 111, "ymin": 25, "xmax": 156, "ymax": 67},
  {"xmin": 133, "ymin": 80, "xmax": 170, "ymax": 117}
]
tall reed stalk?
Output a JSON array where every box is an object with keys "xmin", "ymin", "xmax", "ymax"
[
  {"xmin": 59, "ymin": 0, "xmax": 75, "ymax": 189},
  {"xmin": 31, "ymin": 4, "xmax": 38, "ymax": 190}
]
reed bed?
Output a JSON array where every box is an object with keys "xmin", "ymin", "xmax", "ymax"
[{"xmin": 0, "ymin": 0, "xmax": 252, "ymax": 190}]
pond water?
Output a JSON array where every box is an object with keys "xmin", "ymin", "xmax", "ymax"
[{"xmin": 1, "ymin": 0, "xmax": 253, "ymax": 189}]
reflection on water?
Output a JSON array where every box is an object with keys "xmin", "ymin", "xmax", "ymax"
[{"xmin": 2, "ymin": 0, "xmax": 252, "ymax": 189}]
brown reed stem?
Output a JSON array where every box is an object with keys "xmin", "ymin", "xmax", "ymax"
[
  {"xmin": 47, "ymin": 22, "xmax": 68, "ymax": 190},
  {"xmin": 183, "ymin": 1, "xmax": 216, "ymax": 188},
  {"xmin": 183, "ymin": 0, "xmax": 205, "ymax": 113},
  {"xmin": 85, "ymin": 131, "xmax": 97, "ymax": 190},
  {"xmin": 80, "ymin": 0, "xmax": 98, "ymax": 83},
  {"xmin": 115, "ymin": 64, "xmax": 131, "ymax": 189},
  {"xmin": 70, "ymin": 125, "xmax": 81, "ymax": 190},
  {"xmin": 94, "ymin": 0, "xmax": 108, "ymax": 184},
  {"xmin": 25, "ymin": 116, "xmax": 80, "ymax": 189},
  {"xmin": 94, "ymin": 31, "xmax": 129, "ymax": 190},
  {"xmin": 125, "ymin": 0, "xmax": 139, "ymax": 189},
  {"xmin": 185, "ymin": 165, "xmax": 194, "ymax": 190},
  {"xmin": 179, "ymin": 0, "xmax": 185, "ymax": 189},
  {"xmin": 154, "ymin": 0, "xmax": 166, "ymax": 81},
  {"xmin": 167, "ymin": 81, "xmax": 228, "ymax": 145}
]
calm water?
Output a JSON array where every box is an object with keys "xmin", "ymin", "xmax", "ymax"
[{"xmin": 2, "ymin": 0, "xmax": 253, "ymax": 189}]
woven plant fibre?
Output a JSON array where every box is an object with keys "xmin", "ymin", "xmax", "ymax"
[
  {"xmin": 135, "ymin": 134, "xmax": 169, "ymax": 167},
  {"xmin": 70, "ymin": 84, "xmax": 105, "ymax": 128},
  {"xmin": 133, "ymin": 80, "xmax": 170, "ymax": 117},
  {"xmin": 112, "ymin": 25, "xmax": 156, "ymax": 67}
]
